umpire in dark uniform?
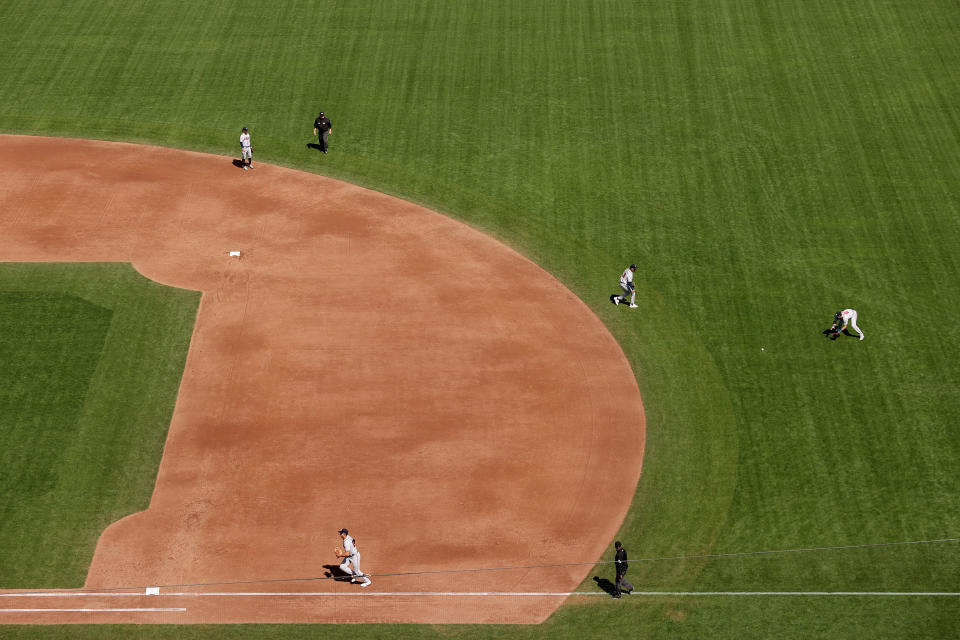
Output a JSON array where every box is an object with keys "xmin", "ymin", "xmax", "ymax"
[
  {"xmin": 313, "ymin": 111, "xmax": 333, "ymax": 153},
  {"xmin": 613, "ymin": 540, "xmax": 631, "ymax": 598}
]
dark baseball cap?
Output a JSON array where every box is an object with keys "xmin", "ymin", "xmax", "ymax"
[
  {"xmin": 630, "ymin": 264, "xmax": 636, "ymax": 270},
  {"xmin": 338, "ymin": 528, "xmax": 348, "ymax": 535},
  {"xmin": 319, "ymin": 112, "xmax": 325, "ymax": 116},
  {"xmin": 242, "ymin": 126, "xmax": 248, "ymax": 131}
]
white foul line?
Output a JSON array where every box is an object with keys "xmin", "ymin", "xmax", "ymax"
[
  {"xmin": 2, "ymin": 591, "xmax": 957, "ymax": 598},
  {"xmin": 166, "ymin": 591, "xmax": 960, "ymax": 597},
  {"xmin": 0, "ymin": 608, "xmax": 186, "ymax": 613},
  {"xmin": 602, "ymin": 592, "xmax": 960, "ymax": 597}
]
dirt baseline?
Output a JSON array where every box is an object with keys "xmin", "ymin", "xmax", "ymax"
[{"xmin": 0, "ymin": 135, "xmax": 645, "ymax": 624}]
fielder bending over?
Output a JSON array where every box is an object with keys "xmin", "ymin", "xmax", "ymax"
[
  {"xmin": 831, "ymin": 308, "xmax": 864, "ymax": 340},
  {"xmin": 336, "ymin": 528, "xmax": 371, "ymax": 587}
]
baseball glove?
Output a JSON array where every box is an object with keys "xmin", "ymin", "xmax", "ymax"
[{"xmin": 335, "ymin": 546, "xmax": 343, "ymax": 558}]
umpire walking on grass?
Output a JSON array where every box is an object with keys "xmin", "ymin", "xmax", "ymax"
[
  {"xmin": 612, "ymin": 540, "xmax": 633, "ymax": 598},
  {"xmin": 313, "ymin": 111, "xmax": 333, "ymax": 153}
]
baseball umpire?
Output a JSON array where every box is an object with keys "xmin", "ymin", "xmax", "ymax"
[
  {"xmin": 313, "ymin": 111, "xmax": 333, "ymax": 154},
  {"xmin": 612, "ymin": 540, "xmax": 633, "ymax": 598}
]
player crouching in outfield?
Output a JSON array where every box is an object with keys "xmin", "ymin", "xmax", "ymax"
[
  {"xmin": 335, "ymin": 528, "xmax": 372, "ymax": 587},
  {"xmin": 239, "ymin": 126, "xmax": 253, "ymax": 170},
  {"xmin": 825, "ymin": 308, "xmax": 864, "ymax": 341},
  {"xmin": 611, "ymin": 264, "xmax": 638, "ymax": 308}
]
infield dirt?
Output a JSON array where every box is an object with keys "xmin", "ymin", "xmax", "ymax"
[{"xmin": 0, "ymin": 135, "xmax": 644, "ymax": 624}]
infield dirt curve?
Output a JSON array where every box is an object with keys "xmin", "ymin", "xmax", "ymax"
[{"xmin": 0, "ymin": 135, "xmax": 645, "ymax": 624}]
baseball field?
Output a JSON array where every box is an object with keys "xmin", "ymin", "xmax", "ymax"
[{"xmin": 1, "ymin": 0, "xmax": 959, "ymax": 638}]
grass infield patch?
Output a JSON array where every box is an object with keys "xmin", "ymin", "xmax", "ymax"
[{"xmin": 0, "ymin": 263, "xmax": 199, "ymax": 588}]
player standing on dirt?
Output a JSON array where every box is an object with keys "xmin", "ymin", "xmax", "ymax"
[
  {"xmin": 239, "ymin": 127, "xmax": 253, "ymax": 170},
  {"xmin": 335, "ymin": 528, "xmax": 371, "ymax": 587}
]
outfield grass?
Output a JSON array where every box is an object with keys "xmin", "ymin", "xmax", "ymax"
[
  {"xmin": 1, "ymin": 1, "xmax": 959, "ymax": 638},
  {"xmin": 0, "ymin": 264, "xmax": 199, "ymax": 587}
]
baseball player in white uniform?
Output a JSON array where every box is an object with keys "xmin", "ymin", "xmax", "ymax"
[
  {"xmin": 239, "ymin": 126, "xmax": 253, "ymax": 170},
  {"xmin": 336, "ymin": 528, "xmax": 371, "ymax": 587},
  {"xmin": 832, "ymin": 309, "xmax": 864, "ymax": 340},
  {"xmin": 614, "ymin": 264, "xmax": 638, "ymax": 308}
]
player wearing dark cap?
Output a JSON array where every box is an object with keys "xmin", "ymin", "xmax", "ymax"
[
  {"xmin": 239, "ymin": 126, "xmax": 253, "ymax": 170},
  {"xmin": 313, "ymin": 112, "xmax": 333, "ymax": 153},
  {"xmin": 612, "ymin": 264, "xmax": 638, "ymax": 308},
  {"xmin": 334, "ymin": 528, "xmax": 371, "ymax": 587},
  {"xmin": 826, "ymin": 308, "xmax": 864, "ymax": 340}
]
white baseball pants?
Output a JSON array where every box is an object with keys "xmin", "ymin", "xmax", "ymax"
[
  {"xmin": 340, "ymin": 553, "xmax": 371, "ymax": 584},
  {"xmin": 619, "ymin": 283, "xmax": 635, "ymax": 305},
  {"xmin": 846, "ymin": 310, "xmax": 864, "ymax": 340}
]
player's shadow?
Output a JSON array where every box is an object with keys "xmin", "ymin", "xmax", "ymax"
[
  {"xmin": 231, "ymin": 159, "xmax": 246, "ymax": 169},
  {"xmin": 592, "ymin": 575, "xmax": 617, "ymax": 595},
  {"xmin": 306, "ymin": 143, "xmax": 324, "ymax": 151},
  {"xmin": 322, "ymin": 564, "xmax": 353, "ymax": 581},
  {"xmin": 822, "ymin": 328, "xmax": 856, "ymax": 340}
]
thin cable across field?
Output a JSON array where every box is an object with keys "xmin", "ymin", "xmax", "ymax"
[{"xmin": 8, "ymin": 536, "xmax": 957, "ymax": 595}]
